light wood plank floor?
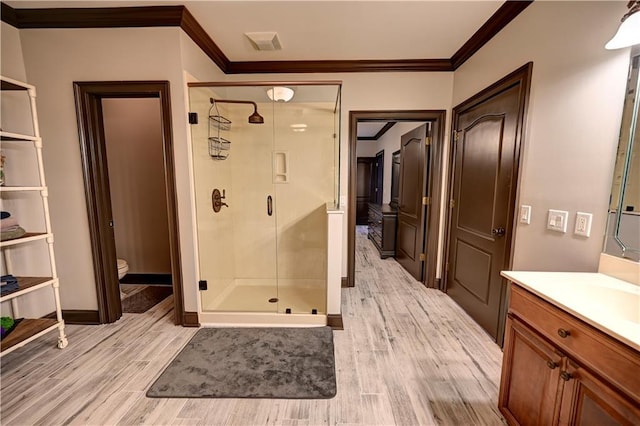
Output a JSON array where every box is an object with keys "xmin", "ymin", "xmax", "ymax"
[{"xmin": 0, "ymin": 227, "xmax": 506, "ymax": 425}]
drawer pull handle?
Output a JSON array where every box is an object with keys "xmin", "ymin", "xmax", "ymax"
[
  {"xmin": 557, "ymin": 328, "xmax": 570, "ymax": 338},
  {"xmin": 546, "ymin": 361, "xmax": 557, "ymax": 369},
  {"xmin": 560, "ymin": 371, "xmax": 572, "ymax": 381}
]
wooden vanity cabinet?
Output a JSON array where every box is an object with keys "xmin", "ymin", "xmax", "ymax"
[{"xmin": 499, "ymin": 283, "xmax": 640, "ymax": 426}]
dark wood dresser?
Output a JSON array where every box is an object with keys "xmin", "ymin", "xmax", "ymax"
[{"xmin": 367, "ymin": 203, "xmax": 398, "ymax": 258}]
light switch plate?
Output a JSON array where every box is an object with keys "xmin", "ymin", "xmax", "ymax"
[
  {"xmin": 547, "ymin": 209, "xmax": 568, "ymax": 233},
  {"xmin": 519, "ymin": 205, "xmax": 531, "ymax": 224},
  {"xmin": 575, "ymin": 212, "xmax": 592, "ymax": 237}
]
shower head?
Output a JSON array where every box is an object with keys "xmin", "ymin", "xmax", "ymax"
[
  {"xmin": 248, "ymin": 107, "xmax": 264, "ymax": 124},
  {"xmin": 211, "ymin": 98, "xmax": 264, "ymax": 124}
]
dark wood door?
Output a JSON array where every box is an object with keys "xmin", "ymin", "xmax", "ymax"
[
  {"xmin": 390, "ymin": 150, "xmax": 401, "ymax": 209},
  {"xmin": 374, "ymin": 150, "xmax": 384, "ymax": 204},
  {"xmin": 356, "ymin": 157, "xmax": 374, "ymax": 225},
  {"xmin": 396, "ymin": 124, "xmax": 429, "ymax": 280},
  {"xmin": 446, "ymin": 64, "xmax": 530, "ymax": 343}
]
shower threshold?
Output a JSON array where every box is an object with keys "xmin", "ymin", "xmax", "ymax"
[{"xmin": 199, "ymin": 311, "xmax": 327, "ymax": 328}]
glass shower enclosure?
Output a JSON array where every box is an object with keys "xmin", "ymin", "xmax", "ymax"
[{"xmin": 188, "ymin": 82, "xmax": 341, "ymax": 324}]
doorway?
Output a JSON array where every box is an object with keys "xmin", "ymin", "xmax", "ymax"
[
  {"xmin": 73, "ymin": 81, "xmax": 185, "ymax": 325},
  {"xmin": 347, "ymin": 110, "xmax": 445, "ymax": 289},
  {"xmin": 356, "ymin": 157, "xmax": 375, "ymax": 225},
  {"xmin": 444, "ymin": 63, "xmax": 532, "ymax": 345}
]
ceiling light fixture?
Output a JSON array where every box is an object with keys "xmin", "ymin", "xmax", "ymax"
[
  {"xmin": 267, "ymin": 87, "xmax": 295, "ymax": 102},
  {"xmin": 606, "ymin": 1, "xmax": 640, "ymax": 50}
]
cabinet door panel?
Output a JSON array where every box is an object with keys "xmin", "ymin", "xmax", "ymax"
[
  {"xmin": 559, "ymin": 360, "xmax": 640, "ymax": 426},
  {"xmin": 499, "ymin": 316, "xmax": 564, "ymax": 426}
]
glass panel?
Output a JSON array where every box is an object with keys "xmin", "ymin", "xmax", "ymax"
[
  {"xmin": 190, "ymin": 86, "xmax": 278, "ymax": 312},
  {"xmin": 190, "ymin": 83, "xmax": 341, "ymax": 315},
  {"xmin": 272, "ymin": 85, "xmax": 339, "ymax": 314}
]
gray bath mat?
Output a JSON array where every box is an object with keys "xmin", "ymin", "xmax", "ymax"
[{"xmin": 146, "ymin": 327, "xmax": 336, "ymax": 399}]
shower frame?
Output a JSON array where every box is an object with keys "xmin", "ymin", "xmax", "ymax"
[{"xmin": 188, "ymin": 80, "xmax": 343, "ymax": 327}]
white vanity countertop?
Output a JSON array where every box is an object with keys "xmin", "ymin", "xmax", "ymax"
[{"xmin": 501, "ymin": 271, "xmax": 640, "ymax": 352}]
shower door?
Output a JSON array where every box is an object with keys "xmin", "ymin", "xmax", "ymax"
[{"xmin": 190, "ymin": 86, "xmax": 279, "ymax": 313}]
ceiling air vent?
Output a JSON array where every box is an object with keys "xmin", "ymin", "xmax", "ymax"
[{"xmin": 245, "ymin": 32, "xmax": 282, "ymax": 51}]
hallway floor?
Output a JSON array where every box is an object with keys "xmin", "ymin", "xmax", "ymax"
[{"xmin": 0, "ymin": 228, "xmax": 505, "ymax": 425}]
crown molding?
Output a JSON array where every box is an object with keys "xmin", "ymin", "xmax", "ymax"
[
  {"xmin": 5, "ymin": 4, "xmax": 184, "ymax": 28},
  {"xmin": 228, "ymin": 58, "xmax": 454, "ymax": 74},
  {"xmin": 451, "ymin": 1, "xmax": 533, "ymax": 69},
  {"xmin": 178, "ymin": 6, "xmax": 230, "ymax": 72},
  {"xmin": 358, "ymin": 122, "xmax": 397, "ymax": 141},
  {"xmin": 0, "ymin": 1, "xmax": 533, "ymax": 74},
  {"xmin": 1, "ymin": 2, "xmax": 18, "ymax": 27}
]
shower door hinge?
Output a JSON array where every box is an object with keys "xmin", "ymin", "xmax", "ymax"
[
  {"xmin": 188, "ymin": 112, "xmax": 198, "ymax": 124},
  {"xmin": 422, "ymin": 196, "xmax": 430, "ymax": 206},
  {"xmin": 419, "ymin": 253, "xmax": 426, "ymax": 262},
  {"xmin": 198, "ymin": 280, "xmax": 207, "ymax": 291},
  {"xmin": 425, "ymin": 137, "xmax": 432, "ymax": 146}
]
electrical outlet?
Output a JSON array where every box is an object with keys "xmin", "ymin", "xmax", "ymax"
[
  {"xmin": 547, "ymin": 209, "xmax": 568, "ymax": 233},
  {"xmin": 575, "ymin": 212, "xmax": 592, "ymax": 237},
  {"xmin": 519, "ymin": 205, "xmax": 531, "ymax": 224}
]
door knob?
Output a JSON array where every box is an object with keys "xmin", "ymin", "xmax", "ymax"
[{"xmin": 491, "ymin": 227, "xmax": 506, "ymax": 237}]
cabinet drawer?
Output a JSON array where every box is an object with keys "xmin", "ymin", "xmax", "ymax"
[{"xmin": 509, "ymin": 284, "xmax": 640, "ymax": 402}]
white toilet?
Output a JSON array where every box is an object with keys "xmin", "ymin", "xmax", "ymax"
[{"xmin": 117, "ymin": 258, "xmax": 129, "ymax": 280}]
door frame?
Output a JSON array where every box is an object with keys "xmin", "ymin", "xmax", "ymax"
[
  {"xmin": 73, "ymin": 81, "xmax": 185, "ymax": 325},
  {"xmin": 347, "ymin": 110, "xmax": 445, "ymax": 288},
  {"xmin": 443, "ymin": 63, "xmax": 533, "ymax": 344}
]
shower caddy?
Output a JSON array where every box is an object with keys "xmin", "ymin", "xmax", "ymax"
[
  {"xmin": 0, "ymin": 75, "xmax": 67, "ymax": 356},
  {"xmin": 208, "ymin": 99, "xmax": 231, "ymax": 160}
]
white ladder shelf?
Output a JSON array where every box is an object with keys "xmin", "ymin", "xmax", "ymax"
[{"xmin": 1, "ymin": 75, "xmax": 67, "ymax": 356}]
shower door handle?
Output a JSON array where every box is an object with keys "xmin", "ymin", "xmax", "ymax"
[{"xmin": 267, "ymin": 195, "xmax": 273, "ymax": 216}]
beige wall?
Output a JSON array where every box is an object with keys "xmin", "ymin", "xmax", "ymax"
[
  {"xmin": 102, "ymin": 98, "xmax": 171, "ymax": 274},
  {"xmin": 453, "ymin": 1, "xmax": 630, "ymax": 272},
  {"xmin": 1, "ymin": 22, "xmax": 26, "ymax": 81}
]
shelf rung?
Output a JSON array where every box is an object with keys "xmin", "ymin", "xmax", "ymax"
[
  {"xmin": 0, "ymin": 277, "xmax": 56, "ymax": 302},
  {"xmin": 0, "ymin": 75, "xmax": 34, "ymax": 91},
  {"xmin": 0, "ymin": 186, "xmax": 46, "ymax": 192},
  {"xmin": 0, "ymin": 319, "xmax": 59, "ymax": 354},
  {"xmin": 0, "ymin": 131, "xmax": 39, "ymax": 142},
  {"xmin": 0, "ymin": 232, "xmax": 51, "ymax": 247}
]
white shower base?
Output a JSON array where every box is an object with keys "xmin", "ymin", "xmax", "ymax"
[{"xmin": 199, "ymin": 279, "xmax": 327, "ymax": 327}]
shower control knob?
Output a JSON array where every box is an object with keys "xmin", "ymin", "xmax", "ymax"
[{"xmin": 212, "ymin": 188, "xmax": 228, "ymax": 213}]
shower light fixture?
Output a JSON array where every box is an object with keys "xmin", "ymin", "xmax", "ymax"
[
  {"xmin": 211, "ymin": 98, "xmax": 264, "ymax": 124},
  {"xmin": 267, "ymin": 87, "xmax": 295, "ymax": 102},
  {"xmin": 606, "ymin": 1, "xmax": 640, "ymax": 49}
]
